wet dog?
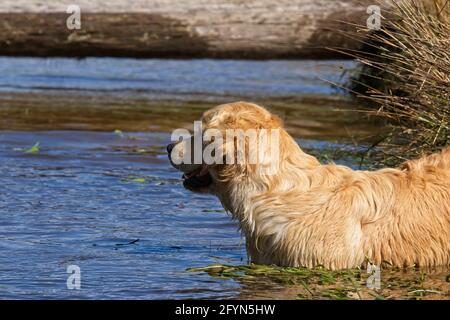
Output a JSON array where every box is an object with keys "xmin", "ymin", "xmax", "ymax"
[{"xmin": 168, "ymin": 102, "xmax": 450, "ymax": 269}]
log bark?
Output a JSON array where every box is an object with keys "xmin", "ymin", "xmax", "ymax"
[{"xmin": 0, "ymin": 0, "xmax": 386, "ymax": 59}]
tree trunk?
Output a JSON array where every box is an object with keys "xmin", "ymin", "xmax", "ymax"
[{"xmin": 0, "ymin": 0, "xmax": 386, "ymax": 59}]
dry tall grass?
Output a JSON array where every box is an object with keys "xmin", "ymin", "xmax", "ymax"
[{"xmin": 345, "ymin": 0, "xmax": 449, "ymax": 165}]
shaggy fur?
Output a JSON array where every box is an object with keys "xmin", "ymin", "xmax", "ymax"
[{"xmin": 169, "ymin": 102, "xmax": 450, "ymax": 270}]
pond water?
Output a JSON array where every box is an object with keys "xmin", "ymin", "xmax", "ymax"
[
  {"xmin": 0, "ymin": 58, "xmax": 447, "ymax": 299},
  {"xmin": 0, "ymin": 58, "xmax": 354, "ymax": 98},
  {"xmin": 0, "ymin": 130, "xmax": 367, "ymax": 299}
]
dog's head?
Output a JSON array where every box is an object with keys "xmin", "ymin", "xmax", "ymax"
[{"xmin": 167, "ymin": 102, "xmax": 289, "ymax": 194}]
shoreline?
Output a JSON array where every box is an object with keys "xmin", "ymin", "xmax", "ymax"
[{"xmin": 0, "ymin": 91, "xmax": 381, "ymax": 141}]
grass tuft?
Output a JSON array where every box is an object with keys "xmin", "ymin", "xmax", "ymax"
[{"xmin": 344, "ymin": 0, "xmax": 449, "ymax": 165}]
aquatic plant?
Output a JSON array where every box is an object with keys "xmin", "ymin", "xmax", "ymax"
[
  {"xmin": 187, "ymin": 263, "xmax": 449, "ymax": 299},
  {"xmin": 24, "ymin": 142, "xmax": 40, "ymax": 154}
]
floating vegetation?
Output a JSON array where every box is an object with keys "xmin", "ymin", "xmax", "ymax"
[
  {"xmin": 115, "ymin": 173, "xmax": 179, "ymax": 185},
  {"xmin": 24, "ymin": 142, "xmax": 40, "ymax": 154},
  {"xmin": 115, "ymin": 239, "xmax": 140, "ymax": 247},
  {"xmin": 110, "ymin": 145, "xmax": 166, "ymax": 156},
  {"xmin": 114, "ymin": 129, "xmax": 125, "ymax": 138},
  {"xmin": 187, "ymin": 264, "xmax": 450, "ymax": 300}
]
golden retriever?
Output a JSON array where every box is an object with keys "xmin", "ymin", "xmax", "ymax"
[{"xmin": 167, "ymin": 102, "xmax": 450, "ymax": 270}]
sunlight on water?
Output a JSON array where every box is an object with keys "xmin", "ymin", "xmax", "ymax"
[{"xmin": 2, "ymin": 58, "xmax": 444, "ymax": 300}]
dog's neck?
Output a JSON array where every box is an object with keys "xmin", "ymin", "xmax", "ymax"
[{"xmin": 215, "ymin": 134, "xmax": 321, "ymax": 235}]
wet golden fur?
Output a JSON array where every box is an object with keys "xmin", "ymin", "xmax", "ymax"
[{"xmin": 176, "ymin": 102, "xmax": 450, "ymax": 270}]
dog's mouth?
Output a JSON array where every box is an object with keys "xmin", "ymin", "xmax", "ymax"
[{"xmin": 182, "ymin": 166, "xmax": 212, "ymax": 189}]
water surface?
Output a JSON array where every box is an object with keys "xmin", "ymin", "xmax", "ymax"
[
  {"xmin": 0, "ymin": 130, "xmax": 373, "ymax": 299},
  {"xmin": 0, "ymin": 58, "xmax": 447, "ymax": 299}
]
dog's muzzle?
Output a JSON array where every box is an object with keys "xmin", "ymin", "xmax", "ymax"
[{"xmin": 167, "ymin": 143, "xmax": 212, "ymax": 190}]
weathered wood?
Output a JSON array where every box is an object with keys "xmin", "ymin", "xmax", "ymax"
[{"xmin": 0, "ymin": 0, "xmax": 386, "ymax": 59}]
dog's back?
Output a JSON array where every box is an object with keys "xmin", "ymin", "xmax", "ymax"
[
  {"xmin": 400, "ymin": 147, "xmax": 450, "ymax": 171},
  {"xmin": 359, "ymin": 148, "xmax": 450, "ymax": 268}
]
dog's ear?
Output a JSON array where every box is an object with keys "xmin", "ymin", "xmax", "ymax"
[
  {"xmin": 202, "ymin": 104, "xmax": 283, "ymax": 130},
  {"xmin": 269, "ymin": 114, "xmax": 283, "ymax": 128},
  {"xmin": 202, "ymin": 109, "xmax": 237, "ymax": 129}
]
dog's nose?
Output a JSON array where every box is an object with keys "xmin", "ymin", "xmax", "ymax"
[{"xmin": 167, "ymin": 143, "xmax": 176, "ymax": 154}]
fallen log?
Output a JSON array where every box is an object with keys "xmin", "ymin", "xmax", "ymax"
[{"xmin": 0, "ymin": 0, "xmax": 386, "ymax": 59}]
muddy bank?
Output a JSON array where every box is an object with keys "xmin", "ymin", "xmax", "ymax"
[
  {"xmin": 0, "ymin": 0, "xmax": 385, "ymax": 59},
  {"xmin": 0, "ymin": 92, "xmax": 380, "ymax": 141}
]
